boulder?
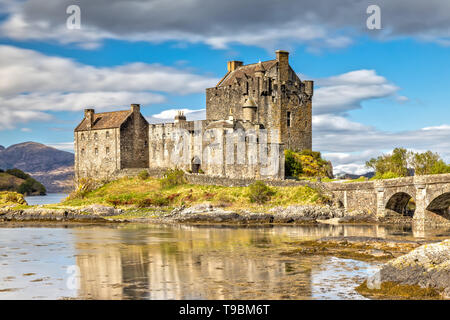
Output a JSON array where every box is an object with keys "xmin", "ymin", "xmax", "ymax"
[
  {"xmin": 82, "ymin": 204, "xmax": 123, "ymax": 216},
  {"xmin": 367, "ymin": 239, "xmax": 450, "ymax": 297}
]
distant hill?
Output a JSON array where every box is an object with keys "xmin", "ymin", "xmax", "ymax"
[
  {"xmin": 335, "ymin": 172, "xmax": 375, "ymax": 180},
  {"xmin": 0, "ymin": 142, "xmax": 74, "ymax": 193}
]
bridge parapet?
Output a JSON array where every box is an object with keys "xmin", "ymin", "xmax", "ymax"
[{"xmin": 322, "ymin": 173, "xmax": 450, "ymax": 225}]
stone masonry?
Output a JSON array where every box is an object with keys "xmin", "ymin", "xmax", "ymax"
[{"xmin": 75, "ymin": 50, "xmax": 313, "ymax": 180}]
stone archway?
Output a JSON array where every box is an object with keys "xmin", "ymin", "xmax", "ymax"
[
  {"xmin": 191, "ymin": 156, "xmax": 201, "ymax": 174},
  {"xmin": 385, "ymin": 192, "xmax": 415, "ymax": 216},
  {"xmin": 426, "ymin": 192, "xmax": 450, "ymax": 220}
]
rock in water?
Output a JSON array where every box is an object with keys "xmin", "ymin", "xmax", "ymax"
[{"xmin": 369, "ymin": 240, "xmax": 450, "ymax": 298}]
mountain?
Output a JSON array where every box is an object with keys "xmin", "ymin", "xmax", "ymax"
[
  {"xmin": 335, "ymin": 172, "xmax": 375, "ymax": 180},
  {"xmin": 0, "ymin": 142, "xmax": 74, "ymax": 193}
]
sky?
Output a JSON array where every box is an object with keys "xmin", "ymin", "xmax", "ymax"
[{"xmin": 0, "ymin": 0, "xmax": 449, "ymax": 175}]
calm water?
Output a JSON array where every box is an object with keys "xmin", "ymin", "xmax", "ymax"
[
  {"xmin": 25, "ymin": 193, "xmax": 68, "ymax": 206},
  {"xmin": 0, "ymin": 223, "xmax": 449, "ymax": 300}
]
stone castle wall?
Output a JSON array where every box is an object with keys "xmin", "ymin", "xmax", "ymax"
[
  {"xmin": 120, "ymin": 111, "xmax": 149, "ymax": 169},
  {"xmin": 148, "ymin": 120, "xmax": 285, "ymax": 179},
  {"xmin": 75, "ymin": 128, "xmax": 121, "ymax": 180}
]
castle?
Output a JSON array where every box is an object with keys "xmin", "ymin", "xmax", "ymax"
[{"xmin": 74, "ymin": 50, "xmax": 313, "ymax": 181}]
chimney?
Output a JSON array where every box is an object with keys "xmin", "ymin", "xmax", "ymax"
[
  {"xmin": 84, "ymin": 108, "xmax": 95, "ymax": 130},
  {"xmin": 276, "ymin": 50, "xmax": 289, "ymax": 82},
  {"xmin": 131, "ymin": 103, "xmax": 140, "ymax": 115},
  {"xmin": 304, "ymin": 80, "xmax": 314, "ymax": 97},
  {"xmin": 174, "ymin": 110, "xmax": 186, "ymax": 124},
  {"xmin": 227, "ymin": 60, "xmax": 243, "ymax": 72}
]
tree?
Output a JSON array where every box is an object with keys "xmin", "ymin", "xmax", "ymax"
[
  {"xmin": 411, "ymin": 151, "xmax": 450, "ymax": 175},
  {"xmin": 17, "ymin": 177, "xmax": 46, "ymax": 196},
  {"xmin": 284, "ymin": 149, "xmax": 333, "ymax": 179},
  {"xmin": 285, "ymin": 150, "xmax": 302, "ymax": 177},
  {"xmin": 366, "ymin": 148, "xmax": 409, "ymax": 179},
  {"xmin": 366, "ymin": 148, "xmax": 450, "ymax": 178}
]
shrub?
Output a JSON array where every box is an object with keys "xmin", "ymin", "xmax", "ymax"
[
  {"xmin": 6, "ymin": 168, "xmax": 30, "ymax": 180},
  {"xmin": 160, "ymin": 169, "xmax": 186, "ymax": 188},
  {"xmin": 138, "ymin": 170, "xmax": 150, "ymax": 180},
  {"xmin": 136, "ymin": 198, "xmax": 153, "ymax": 208},
  {"xmin": 0, "ymin": 191, "xmax": 27, "ymax": 205},
  {"xmin": 68, "ymin": 178, "xmax": 98, "ymax": 199},
  {"xmin": 284, "ymin": 149, "xmax": 333, "ymax": 178},
  {"xmin": 285, "ymin": 150, "xmax": 302, "ymax": 177},
  {"xmin": 17, "ymin": 177, "xmax": 46, "ymax": 195},
  {"xmin": 248, "ymin": 181, "xmax": 275, "ymax": 204},
  {"xmin": 373, "ymin": 171, "xmax": 401, "ymax": 180}
]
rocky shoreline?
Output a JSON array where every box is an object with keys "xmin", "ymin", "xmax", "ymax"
[
  {"xmin": 0, "ymin": 202, "xmax": 406, "ymax": 225},
  {"xmin": 357, "ymin": 239, "xmax": 450, "ymax": 299},
  {"xmin": 1, "ymin": 202, "xmax": 448, "ymax": 300}
]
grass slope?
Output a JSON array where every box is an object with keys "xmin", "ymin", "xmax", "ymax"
[{"xmin": 62, "ymin": 176, "xmax": 328, "ymax": 212}]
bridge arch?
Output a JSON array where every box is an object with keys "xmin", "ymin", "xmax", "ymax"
[
  {"xmin": 426, "ymin": 192, "xmax": 450, "ymax": 220},
  {"xmin": 385, "ymin": 192, "xmax": 415, "ymax": 216}
]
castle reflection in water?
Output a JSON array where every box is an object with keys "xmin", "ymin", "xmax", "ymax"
[{"xmin": 72, "ymin": 223, "xmax": 438, "ymax": 300}]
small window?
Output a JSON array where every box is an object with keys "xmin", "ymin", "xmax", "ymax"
[
  {"xmin": 106, "ymin": 131, "xmax": 110, "ymax": 138},
  {"xmin": 81, "ymin": 149, "xmax": 85, "ymax": 155},
  {"xmin": 287, "ymin": 111, "xmax": 291, "ymax": 127},
  {"xmin": 106, "ymin": 147, "xmax": 110, "ymax": 154},
  {"xmin": 81, "ymin": 133, "xmax": 85, "ymax": 141},
  {"xmin": 94, "ymin": 132, "xmax": 98, "ymax": 140},
  {"xmin": 95, "ymin": 148, "xmax": 98, "ymax": 155}
]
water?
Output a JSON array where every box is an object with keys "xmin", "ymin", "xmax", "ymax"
[
  {"xmin": 0, "ymin": 223, "xmax": 448, "ymax": 300},
  {"xmin": 25, "ymin": 193, "xmax": 68, "ymax": 206}
]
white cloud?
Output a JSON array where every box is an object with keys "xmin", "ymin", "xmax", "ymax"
[
  {"xmin": 147, "ymin": 108, "xmax": 206, "ymax": 123},
  {"xmin": 311, "ymin": 69, "xmax": 450, "ymax": 175},
  {"xmin": 0, "ymin": 45, "xmax": 218, "ymax": 130},
  {"xmin": 314, "ymin": 114, "xmax": 450, "ymax": 175},
  {"xmin": 1, "ymin": 0, "xmax": 449, "ymax": 50},
  {"xmin": 47, "ymin": 142, "xmax": 74, "ymax": 152},
  {"xmin": 313, "ymin": 70, "xmax": 400, "ymax": 115}
]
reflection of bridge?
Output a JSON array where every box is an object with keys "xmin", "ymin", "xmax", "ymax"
[{"xmin": 328, "ymin": 173, "xmax": 450, "ymax": 225}]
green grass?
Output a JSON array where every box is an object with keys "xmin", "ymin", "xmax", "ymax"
[{"xmin": 61, "ymin": 176, "xmax": 329, "ymax": 212}]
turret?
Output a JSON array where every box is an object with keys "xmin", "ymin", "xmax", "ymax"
[
  {"xmin": 304, "ymin": 80, "xmax": 314, "ymax": 97},
  {"xmin": 243, "ymin": 97, "xmax": 257, "ymax": 122}
]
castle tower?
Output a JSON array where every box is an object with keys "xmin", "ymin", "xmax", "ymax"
[{"xmin": 243, "ymin": 97, "xmax": 257, "ymax": 122}]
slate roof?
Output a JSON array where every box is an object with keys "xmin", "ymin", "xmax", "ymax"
[
  {"xmin": 75, "ymin": 110, "xmax": 132, "ymax": 132},
  {"xmin": 216, "ymin": 59, "xmax": 277, "ymax": 87}
]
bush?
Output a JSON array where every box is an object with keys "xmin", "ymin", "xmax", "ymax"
[
  {"xmin": 0, "ymin": 191, "xmax": 27, "ymax": 205},
  {"xmin": 284, "ymin": 149, "xmax": 333, "ymax": 178},
  {"xmin": 138, "ymin": 170, "xmax": 150, "ymax": 180},
  {"xmin": 136, "ymin": 194, "xmax": 170, "ymax": 208},
  {"xmin": 17, "ymin": 177, "xmax": 46, "ymax": 195},
  {"xmin": 248, "ymin": 181, "xmax": 275, "ymax": 204},
  {"xmin": 160, "ymin": 169, "xmax": 186, "ymax": 188},
  {"xmin": 285, "ymin": 150, "xmax": 302, "ymax": 177},
  {"xmin": 68, "ymin": 178, "xmax": 98, "ymax": 199},
  {"xmin": 6, "ymin": 168, "xmax": 30, "ymax": 180}
]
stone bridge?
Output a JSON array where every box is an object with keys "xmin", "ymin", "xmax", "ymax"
[{"xmin": 327, "ymin": 173, "xmax": 450, "ymax": 225}]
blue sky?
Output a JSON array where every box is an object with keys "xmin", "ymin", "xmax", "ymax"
[{"xmin": 0, "ymin": 0, "xmax": 449, "ymax": 174}]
